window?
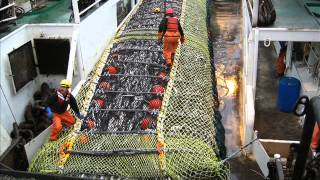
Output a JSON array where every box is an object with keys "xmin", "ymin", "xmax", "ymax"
[{"xmin": 8, "ymin": 41, "xmax": 37, "ymax": 92}]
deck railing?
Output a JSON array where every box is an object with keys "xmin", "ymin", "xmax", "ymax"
[
  {"xmin": 71, "ymin": 0, "xmax": 105, "ymax": 23},
  {"xmin": 0, "ymin": 1, "xmax": 16, "ymax": 24}
]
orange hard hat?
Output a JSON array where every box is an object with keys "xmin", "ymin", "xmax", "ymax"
[
  {"xmin": 140, "ymin": 117, "xmax": 151, "ymax": 130},
  {"xmin": 165, "ymin": 8, "xmax": 173, "ymax": 15},
  {"xmin": 149, "ymin": 99, "xmax": 162, "ymax": 109}
]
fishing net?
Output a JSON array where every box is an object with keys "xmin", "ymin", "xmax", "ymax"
[{"xmin": 29, "ymin": 0, "xmax": 228, "ymax": 179}]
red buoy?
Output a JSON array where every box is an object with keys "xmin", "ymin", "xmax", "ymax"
[
  {"xmin": 99, "ymin": 81, "xmax": 111, "ymax": 90},
  {"xmin": 140, "ymin": 117, "xmax": 151, "ymax": 130},
  {"xmin": 96, "ymin": 99, "xmax": 105, "ymax": 108},
  {"xmin": 111, "ymin": 53, "xmax": 119, "ymax": 60},
  {"xmin": 87, "ymin": 119, "xmax": 95, "ymax": 129},
  {"xmin": 149, "ymin": 99, "xmax": 162, "ymax": 109},
  {"xmin": 158, "ymin": 72, "xmax": 167, "ymax": 79},
  {"xmin": 152, "ymin": 85, "xmax": 165, "ymax": 94},
  {"xmin": 107, "ymin": 65, "xmax": 118, "ymax": 75}
]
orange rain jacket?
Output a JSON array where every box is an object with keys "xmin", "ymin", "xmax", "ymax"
[
  {"xmin": 158, "ymin": 16, "xmax": 185, "ymax": 66},
  {"xmin": 46, "ymin": 88, "xmax": 80, "ymax": 140}
]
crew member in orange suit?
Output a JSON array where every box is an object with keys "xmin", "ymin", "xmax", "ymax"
[
  {"xmin": 158, "ymin": 8, "xmax": 185, "ymax": 67},
  {"xmin": 46, "ymin": 79, "xmax": 83, "ymax": 141},
  {"xmin": 276, "ymin": 44, "xmax": 287, "ymax": 77}
]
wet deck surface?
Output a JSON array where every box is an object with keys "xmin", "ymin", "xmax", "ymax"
[
  {"xmin": 210, "ymin": 0, "xmax": 263, "ymax": 179},
  {"xmin": 0, "ymin": 0, "xmax": 72, "ymax": 38},
  {"xmin": 254, "ymin": 44, "xmax": 302, "ymax": 140},
  {"xmin": 17, "ymin": 0, "xmax": 72, "ymax": 24}
]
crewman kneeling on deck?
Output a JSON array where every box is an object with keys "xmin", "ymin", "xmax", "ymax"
[
  {"xmin": 158, "ymin": 8, "xmax": 185, "ymax": 67},
  {"xmin": 46, "ymin": 79, "xmax": 83, "ymax": 141}
]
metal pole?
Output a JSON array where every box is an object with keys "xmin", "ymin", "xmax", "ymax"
[
  {"xmin": 92, "ymin": 130, "xmax": 156, "ymax": 135},
  {"xmin": 66, "ymin": 148, "xmax": 159, "ymax": 156},
  {"xmin": 0, "ymin": 3, "xmax": 15, "ymax": 11},
  {"xmin": 252, "ymin": 29, "xmax": 259, "ymax": 98},
  {"xmin": 98, "ymin": 108, "xmax": 152, "ymax": 112},
  {"xmin": 285, "ymin": 41, "xmax": 293, "ymax": 70},
  {"xmin": 274, "ymin": 154, "xmax": 284, "ymax": 180},
  {"xmin": 66, "ymin": 29, "xmax": 79, "ymax": 81},
  {"xmin": 252, "ymin": 0, "xmax": 259, "ymax": 27},
  {"xmin": 113, "ymin": 48, "xmax": 162, "ymax": 52},
  {"xmin": 96, "ymin": 90, "xmax": 164, "ymax": 95},
  {"xmin": 100, "ymin": 73, "xmax": 165, "ymax": 79},
  {"xmin": 76, "ymin": 32, "xmax": 85, "ymax": 80},
  {"xmin": 79, "ymin": 0, "xmax": 101, "ymax": 16},
  {"xmin": 72, "ymin": 0, "xmax": 81, "ymax": 23},
  {"xmin": 112, "ymin": 59, "xmax": 167, "ymax": 68},
  {"xmin": 221, "ymin": 138, "xmax": 258, "ymax": 163},
  {"xmin": 293, "ymin": 96, "xmax": 320, "ymax": 180}
]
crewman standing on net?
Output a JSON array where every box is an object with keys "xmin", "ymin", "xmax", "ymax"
[
  {"xmin": 158, "ymin": 8, "xmax": 185, "ymax": 67},
  {"xmin": 46, "ymin": 79, "xmax": 83, "ymax": 141}
]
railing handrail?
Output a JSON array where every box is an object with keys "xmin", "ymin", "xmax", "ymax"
[
  {"xmin": 0, "ymin": 16, "xmax": 16, "ymax": 23},
  {"xmin": 0, "ymin": 2, "xmax": 15, "ymax": 12},
  {"xmin": 72, "ymin": 0, "xmax": 102, "ymax": 23},
  {"xmin": 244, "ymin": 0, "xmax": 258, "ymax": 27},
  {"xmin": 79, "ymin": 0, "xmax": 101, "ymax": 16},
  {"xmin": 247, "ymin": 0, "xmax": 253, "ymax": 15}
]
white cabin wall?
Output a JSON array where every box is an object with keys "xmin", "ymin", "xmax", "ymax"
[
  {"xmin": 0, "ymin": 122, "xmax": 11, "ymax": 155},
  {"xmin": 0, "ymin": 25, "xmax": 75, "ymax": 152},
  {"xmin": 28, "ymin": 24, "xmax": 77, "ymax": 88},
  {"xmin": 78, "ymin": 0, "xmax": 118, "ymax": 78},
  {"xmin": 78, "ymin": 0, "xmax": 141, "ymax": 78},
  {"xmin": 0, "ymin": 25, "xmax": 39, "ymax": 133}
]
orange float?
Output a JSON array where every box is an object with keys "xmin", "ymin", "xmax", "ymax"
[
  {"xmin": 149, "ymin": 99, "xmax": 162, "ymax": 109},
  {"xmin": 152, "ymin": 85, "xmax": 165, "ymax": 94},
  {"xmin": 107, "ymin": 65, "xmax": 118, "ymax": 75}
]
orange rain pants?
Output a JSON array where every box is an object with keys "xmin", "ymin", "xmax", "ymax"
[
  {"xmin": 163, "ymin": 31, "xmax": 181, "ymax": 66},
  {"xmin": 276, "ymin": 51, "xmax": 286, "ymax": 76},
  {"xmin": 311, "ymin": 124, "xmax": 320, "ymax": 151},
  {"xmin": 50, "ymin": 111, "xmax": 75, "ymax": 141}
]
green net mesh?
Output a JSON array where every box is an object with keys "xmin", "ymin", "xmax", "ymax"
[{"xmin": 29, "ymin": 0, "xmax": 229, "ymax": 179}]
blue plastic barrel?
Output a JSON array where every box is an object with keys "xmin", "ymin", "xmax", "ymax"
[{"xmin": 277, "ymin": 77, "xmax": 301, "ymax": 113}]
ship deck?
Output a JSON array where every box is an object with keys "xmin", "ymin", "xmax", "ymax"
[
  {"xmin": 254, "ymin": 43, "xmax": 302, "ymax": 140},
  {"xmin": 271, "ymin": 0, "xmax": 320, "ymax": 29}
]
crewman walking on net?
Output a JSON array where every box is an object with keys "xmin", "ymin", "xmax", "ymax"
[
  {"xmin": 158, "ymin": 8, "xmax": 185, "ymax": 67},
  {"xmin": 46, "ymin": 79, "xmax": 83, "ymax": 141}
]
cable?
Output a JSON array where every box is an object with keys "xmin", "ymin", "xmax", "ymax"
[
  {"xmin": 249, "ymin": 168, "xmax": 265, "ymax": 178},
  {"xmin": 221, "ymin": 138, "xmax": 259, "ymax": 163},
  {"xmin": 0, "ymin": 84, "xmax": 17, "ymax": 124}
]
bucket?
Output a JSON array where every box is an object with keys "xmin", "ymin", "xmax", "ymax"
[{"xmin": 277, "ymin": 76, "xmax": 301, "ymax": 113}]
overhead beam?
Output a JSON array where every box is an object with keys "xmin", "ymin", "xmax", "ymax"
[{"xmin": 257, "ymin": 28, "xmax": 320, "ymax": 42}]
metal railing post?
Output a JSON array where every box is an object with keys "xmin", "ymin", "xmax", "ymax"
[
  {"xmin": 72, "ymin": 0, "xmax": 81, "ymax": 23},
  {"xmin": 66, "ymin": 29, "xmax": 79, "ymax": 82},
  {"xmin": 252, "ymin": 0, "xmax": 259, "ymax": 27}
]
